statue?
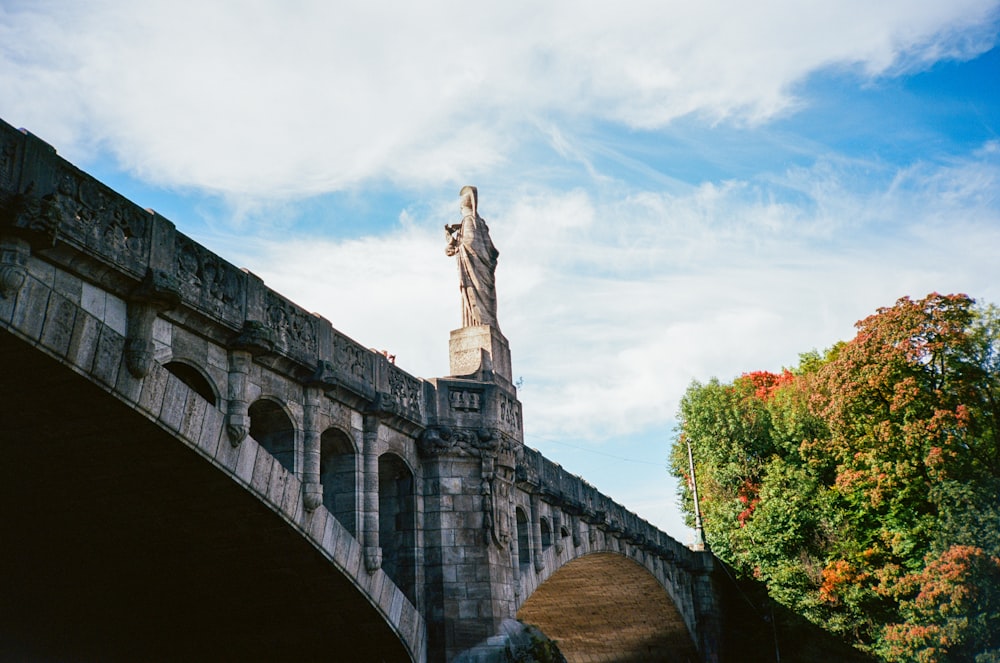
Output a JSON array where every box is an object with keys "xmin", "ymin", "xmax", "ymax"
[{"xmin": 445, "ymin": 186, "xmax": 499, "ymax": 329}]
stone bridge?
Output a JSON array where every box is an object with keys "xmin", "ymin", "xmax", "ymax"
[{"xmin": 0, "ymin": 118, "xmax": 721, "ymax": 662}]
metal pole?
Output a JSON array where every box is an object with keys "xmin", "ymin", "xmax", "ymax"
[{"xmin": 686, "ymin": 436, "xmax": 706, "ymax": 551}]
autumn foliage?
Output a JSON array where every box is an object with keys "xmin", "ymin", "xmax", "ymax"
[{"xmin": 670, "ymin": 294, "xmax": 1000, "ymax": 662}]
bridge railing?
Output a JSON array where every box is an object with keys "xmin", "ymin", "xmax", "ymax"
[{"xmin": 515, "ymin": 444, "xmax": 693, "ymax": 566}]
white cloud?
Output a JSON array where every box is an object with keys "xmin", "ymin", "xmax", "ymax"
[
  {"xmin": 216, "ymin": 146, "xmax": 1000, "ymax": 445},
  {"xmin": 1, "ymin": 0, "xmax": 996, "ymax": 196}
]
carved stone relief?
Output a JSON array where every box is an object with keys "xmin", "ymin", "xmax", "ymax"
[
  {"xmin": 499, "ymin": 393, "xmax": 521, "ymax": 433},
  {"xmin": 51, "ymin": 167, "xmax": 148, "ymax": 274},
  {"xmin": 388, "ymin": 367, "xmax": 421, "ymax": 417},
  {"xmin": 265, "ymin": 291, "xmax": 316, "ymax": 358},
  {"xmin": 482, "ymin": 435, "xmax": 517, "ymax": 549},
  {"xmin": 175, "ymin": 234, "xmax": 243, "ymax": 324},
  {"xmin": 449, "ymin": 387, "xmax": 482, "ymax": 412},
  {"xmin": 334, "ymin": 332, "xmax": 373, "ymax": 385},
  {"xmin": 417, "ymin": 426, "xmax": 498, "ymax": 458}
]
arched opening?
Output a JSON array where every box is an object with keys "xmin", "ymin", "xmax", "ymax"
[
  {"xmin": 517, "ymin": 553, "xmax": 699, "ymax": 662},
  {"xmin": 248, "ymin": 399, "xmax": 296, "ymax": 474},
  {"xmin": 320, "ymin": 428, "xmax": 357, "ymax": 537},
  {"xmin": 560, "ymin": 525, "xmax": 570, "ymax": 541},
  {"xmin": 378, "ymin": 453, "xmax": 416, "ymax": 605},
  {"xmin": 164, "ymin": 361, "xmax": 218, "ymax": 406},
  {"xmin": 540, "ymin": 517, "xmax": 552, "ymax": 550},
  {"xmin": 516, "ymin": 507, "xmax": 531, "ymax": 571}
]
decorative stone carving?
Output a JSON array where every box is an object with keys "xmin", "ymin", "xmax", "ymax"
[
  {"xmin": 51, "ymin": 167, "xmax": 149, "ymax": 274},
  {"xmin": 225, "ymin": 350, "xmax": 252, "ymax": 446},
  {"xmin": 125, "ymin": 269, "xmax": 181, "ymax": 378},
  {"xmin": 387, "ymin": 367, "xmax": 421, "ymax": 417},
  {"xmin": 0, "ymin": 189, "xmax": 61, "ymax": 249},
  {"xmin": 174, "ymin": 234, "xmax": 243, "ymax": 323},
  {"xmin": 417, "ymin": 426, "xmax": 497, "ymax": 458},
  {"xmin": 481, "ymin": 435, "xmax": 517, "ymax": 549},
  {"xmin": 449, "ymin": 387, "xmax": 482, "ymax": 412},
  {"xmin": 0, "ymin": 188, "xmax": 61, "ymax": 300},
  {"xmin": 230, "ymin": 320, "xmax": 277, "ymax": 356},
  {"xmin": 333, "ymin": 332, "xmax": 373, "ymax": 385},
  {"xmin": 499, "ymin": 393, "xmax": 521, "ymax": 433},
  {"xmin": 445, "ymin": 185, "xmax": 499, "ymax": 329},
  {"xmin": 265, "ymin": 291, "xmax": 317, "ymax": 358},
  {"xmin": 0, "ymin": 236, "xmax": 28, "ymax": 300}
]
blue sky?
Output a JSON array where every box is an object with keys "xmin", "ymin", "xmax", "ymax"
[{"xmin": 2, "ymin": 0, "xmax": 999, "ymax": 542}]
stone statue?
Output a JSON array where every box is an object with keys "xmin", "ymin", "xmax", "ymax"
[{"xmin": 445, "ymin": 185, "xmax": 499, "ymax": 329}]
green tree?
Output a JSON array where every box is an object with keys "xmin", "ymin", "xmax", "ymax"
[{"xmin": 670, "ymin": 293, "xmax": 1000, "ymax": 661}]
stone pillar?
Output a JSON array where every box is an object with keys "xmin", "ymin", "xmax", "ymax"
[
  {"xmin": 418, "ymin": 427, "xmax": 519, "ymax": 663},
  {"xmin": 692, "ymin": 551, "xmax": 722, "ymax": 663},
  {"xmin": 362, "ymin": 412, "xmax": 382, "ymax": 573},
  {"xmin": 125, "ymin": 269, "xmax": 180, "ymax": 379},
  {"xmin": 226, "ymin": 349, "xmax": 252, "ymax": 446},
  {"xmin": 530, "ymin": 492, "xmax": 544, "ymax": 573},
  {"xmin": 302, "ymin": 385, "xmax": 323, "ymax": 511},
  {"xmin": 552, "ymin": 508, "xmax": 564, "ymax": 555},
  {"xmin": 226, "ymin": 321, "xmax": 276, "ymax": 446}
]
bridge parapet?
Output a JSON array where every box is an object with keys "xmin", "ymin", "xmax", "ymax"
[{"xmin": 0, "ymin": 119, "xmax": 426, "ymax": 428}]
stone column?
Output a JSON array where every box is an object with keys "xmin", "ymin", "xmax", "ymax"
[
  {"xmin": 418, "ymin": 426, "xmax": 519, "ymax": 662},
  {"xmin": 692, "ymin": 551, "xmax": 722, "ymax": 663},
  {"xmin": 530, "ymin": 492, "xmax": 544, "ymax": 573},
  {"xmin": 125, "ymin": 269, "xmax": 180, "ymax": 379},
  {"xmin": 552, "ymin": 508, "xmax": 564, "ymax": 555},
  {"xmin": 226, "ymin": 349, "xmax": 252, "ymax": 446},
  {"xmin": 227, "ymin": 321, "xmax": 276, "ymax": 446},
  {"xmin": 362, "ymin": 412, "xmax": 381, "ymax": 573},
  {"xmin": 302, "ymin": 385, "xmax": 323, "ymax": 511}
]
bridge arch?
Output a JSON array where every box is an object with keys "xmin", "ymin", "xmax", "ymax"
[
  {"xmin": 249, "ymin": 396, "xmax": 298, "ymax": 475},
  {"xmin": 379, "ymin": 451, "xmax": 418, "ymax": 606},
  {"xmin": 0, "ymin": 290, "xmax": 426, "ymax": 661},
  {"xmin": 517, "ymin": 551, "xmax": 699, "ymax": 662},
  {"xmin": 164, "ymin": 359, "xmax": 219, "ymax": 406},
  {"xmin": 515, "ymin": 506, "xmax": 531, "ymax": 571},
  {"xmin": 320, "ymin": 425, "xmax": 359, "ymax": 536}
]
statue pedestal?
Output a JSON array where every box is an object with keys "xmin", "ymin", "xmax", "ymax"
[{"xmin": 449, "ymin": 325, "xmax": 512, "ymax": 387}]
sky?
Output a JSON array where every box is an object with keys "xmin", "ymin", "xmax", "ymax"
[{"xmin": 2, "ymin": 0, "xmax": 999, "ymax": 544}]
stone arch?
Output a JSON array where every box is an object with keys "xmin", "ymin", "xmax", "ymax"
[
  {"xmin": 540, "ymin": 516, "xmax": 552, "ymax": 550},
  {"xmin": 164, "ymin": 360, "xmax": 218, "ymax": 406},
  {"xmin": 0, "ymin": 316, "xmax": 425, "ymax": 662},
  {"xmin": 249, "ymin": 398, "xmax": 296, "ymax": 474},
  {"xmin": 378, "ymin": 452, "xmax": 416, "ymax": 606},
  {"xmin": 320, "ymin": 427, "xmax": 358, "ymax": 537},
  {"xmin": 515, "ymin": 507, "xmax": 531, "ymax": 571},
  {"xmin": 517, "ymin": 551, "xmax": 699, "ymax": 662}
]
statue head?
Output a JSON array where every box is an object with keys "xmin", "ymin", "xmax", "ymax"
[{"xmin": 459, "ymin": 185, "xmax": 478, "ymax": 218}]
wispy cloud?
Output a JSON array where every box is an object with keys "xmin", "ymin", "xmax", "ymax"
[{"xmin": 2, "ymin": 0, "xmax": 996, "ymax": 197}]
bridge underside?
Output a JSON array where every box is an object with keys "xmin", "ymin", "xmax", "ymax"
[
  {"xmin": 0, "ymin": 329, "xmax": 409, "ymax": 662},
  {"xmin": 517, "ymin": 553, "xmax": 699, "ymax": 663}
]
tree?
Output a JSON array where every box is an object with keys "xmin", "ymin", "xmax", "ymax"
[{"xmin": 670, "ymin": 294, "xmax": 1000, "ymax": 660}]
